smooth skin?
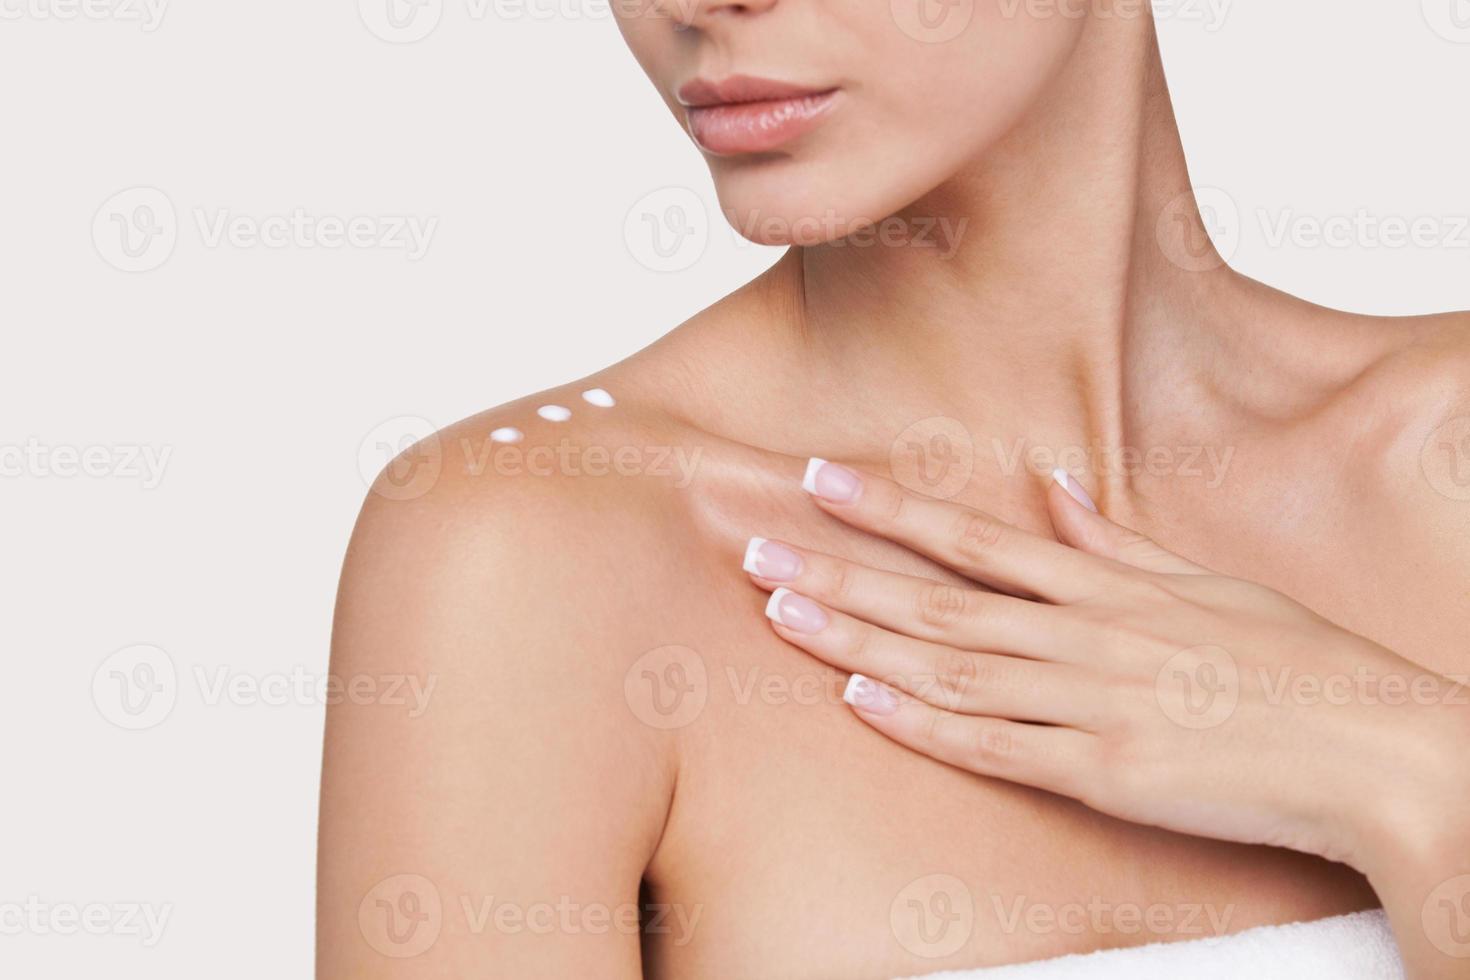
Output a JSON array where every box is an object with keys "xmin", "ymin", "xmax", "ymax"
[
  {"xmin": 318, "ymin": 3, "xmax": 1470, "ymax": 978},
  {"xmin": 748, "ymin": 463, "xmax": 1470, "ymax": 979}
]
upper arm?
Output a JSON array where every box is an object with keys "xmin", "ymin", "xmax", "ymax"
[{"xmin": 316, "ymin": 458, "xmax": 676, "ymax": 978}]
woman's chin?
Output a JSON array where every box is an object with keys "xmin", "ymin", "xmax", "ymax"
[
  {"xmin": 709, "ymin": 151, "xmax": 960, "ymax": 250},
  {"xmin": 717, "ymin": 196, "xmax": 910, "ymax": 249}
]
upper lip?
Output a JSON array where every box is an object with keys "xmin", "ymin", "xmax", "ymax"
[{"xmin": 677, "ymin": 74, "xmax": 835, "ymax": 108}]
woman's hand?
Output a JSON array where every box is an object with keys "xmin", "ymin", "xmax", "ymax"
[{"xmin": 742, "ymin": 459, "xmax": 1470, "ymax": 882}]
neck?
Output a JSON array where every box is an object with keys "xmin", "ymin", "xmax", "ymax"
[{"xmin": 771, "ymin": 12, "xmax": 1237, "ymax": 508}]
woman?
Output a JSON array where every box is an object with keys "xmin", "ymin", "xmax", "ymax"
[{"xmin": 317, "ymin": 2, "xmax": 1470, "ymax": 977}]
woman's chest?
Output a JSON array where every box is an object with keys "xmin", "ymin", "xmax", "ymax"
[
  {"xmin": 636, "ymin": 460, "xmax": 1437, "ymax": 978},
  {"xmin": 637, "ymin": 587, "xmax": 1374, "ymax": 980}
]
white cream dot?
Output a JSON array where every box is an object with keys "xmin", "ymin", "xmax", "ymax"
[
  {"xmin": 537, "ymin": 405, "xmax": 572, "ymax": 422},
  {"xmin": 490, "ymin": 427, "xmax": 523, "ymax": 443},
  {"xmin": 581, "ymin": 388, "xmax": 615, "ymax": 408}
]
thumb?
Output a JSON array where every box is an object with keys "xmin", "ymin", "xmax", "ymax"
[{"xmin": 1046, "ymin": 468, "xmax": 1207, "ymax": 575}]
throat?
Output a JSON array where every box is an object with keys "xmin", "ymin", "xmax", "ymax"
[{"xmin": 759, "ymin": 12, "xmax": 1239, "ymax": 513}]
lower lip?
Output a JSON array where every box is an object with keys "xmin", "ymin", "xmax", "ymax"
[{"xmin": 686, "ymin": 91, "xmax": 839, "ymax": 156}]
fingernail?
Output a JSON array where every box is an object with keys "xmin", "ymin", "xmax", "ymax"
[
  {"xmin": 1051, "ymin": 468, "xmax": 1098, "ymax": 513},
  {"xmin": 764, "ymin": 588, "xmax": 829, "ymax": 633},
  {"xmin": 843, "ymin": 673, "xmax": 899, "ymax": 716},
  {"xmin": 802, "ymin": 458, "xmax": 863, "ymax": 503},
  {"xmin": 743, "ymin": 537, "xmax": 804, "ymax": 582}
]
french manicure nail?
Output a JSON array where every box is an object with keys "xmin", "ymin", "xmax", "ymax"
[
  {"xmin": 802, "ymin": 458, "xmax": 863, "ymax": 503},
  {"xmin": 843, "ymin": 673, "xmax": 899, "ymax": 715},
  {"xmin": 764, "ymin": 588, "xmax": 829, "ymax": 633},
  {"xmin": 1051, "ymin": 467, "xmax": 1098, "ymax": 513},
  {"xmin": 743, "ymin": 537, "xmax": 804, "ymax": 582}
]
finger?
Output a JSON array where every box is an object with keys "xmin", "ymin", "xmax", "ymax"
[
  {"xmin": 1046, "ymin": 468, "xmax": 1208, "ymax": 575},
  {"xmin": 743, "ymin": 537, "xmax": 1074, "ymax": 661},
  {"xmin": 762, "ymin": 588, "xmax": 1098, "ymax": 727},
  {"xmin": 800, "ymin": 458, "xmax": 1119, "ymax": 603},
  {"xmin": 841, "ymin": 673, "xmax": 1096, "ymax": 796}
]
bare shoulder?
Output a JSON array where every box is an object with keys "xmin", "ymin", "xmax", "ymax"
[
  {"xmin": 341, "ymin": 370, "xmax": 712, "ymax": 677},
  {"xmin": 335, "ymin": 272, "xmax": 787, "ymax": 687},
  {"xmin": 319, "ymin": 375, "xmax": 711, "ymax": 973},
  {"xmin": 1325, "ymin": 309, "xmax": 1470, "ymax": 560},
  {"xmin": 1361, "ymin": 308, "xmax": 1470, "ymax": 398},
  {"xmin": 1344, "ymin": 310, "xmax": 1470, "ymax": 478}
]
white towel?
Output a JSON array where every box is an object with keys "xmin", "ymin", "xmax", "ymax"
[{"xmin": 901, "ymin": 909, "xmax": 1402, "ymax": 980}]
